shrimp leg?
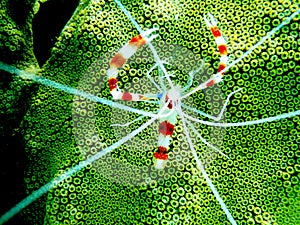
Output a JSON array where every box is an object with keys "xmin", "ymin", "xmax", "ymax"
[
  {"xmin": 181, "ymin": 13, "xmax": 229, "ymax": 100},
  {"xmin": 107, "ymin": 28, "xmax": 159, "ymax": 101}
]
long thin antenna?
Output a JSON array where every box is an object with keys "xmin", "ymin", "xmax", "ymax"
[
  {"xmin": 183, "ymin": 109, "xmax": 300, "ymax": 127},
  {"xmin": 0, "ymin": 100, "xmax": 174, "ymax": 224},
  {"xmin": 186, "ymin": 120, "xmax": 230, "ymax": 159},
  {"xmin": 177, "ymin": 105, "xmax": 237, "ymax": 225},
  {"xmin": 181, "ymin": 7, "xmax": 300, "ymax": 99},
  {"xmin": 0, "ymin": 62, "xmax": 156, "ymax": 117}
]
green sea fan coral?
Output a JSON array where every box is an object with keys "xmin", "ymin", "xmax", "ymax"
[{"xmin": 0, "ymin": 0, "xmax": 300, "ymax": 225}]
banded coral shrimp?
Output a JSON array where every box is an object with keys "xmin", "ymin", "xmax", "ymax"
[{"xmin": 0, "ymin": 1, "xmax": 300, "ymax": 225}]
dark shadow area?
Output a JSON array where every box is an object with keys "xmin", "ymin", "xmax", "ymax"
[
  {"xmin": 0, "ymin": 129, "xmax": 28, "ymax": 224},
  {"xmin": 7, "ymin": 0, "xmax": 35, "ymax": 27},
  {"xmin": 32, "ymin": 0, "xmax": 79, "ymax": 66}
]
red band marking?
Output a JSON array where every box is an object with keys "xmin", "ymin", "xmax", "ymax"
[
  {"xmin": 154, "ymin": 152, "xmax": 168, "ymax": 160},
  {"xmin": 108, "ymin": 78, "xmax": 118, "ymax": 91},
  {"xmin": 110, "ymin": 53, "xmax": 126, "ymax": 68},
  {"xmin": 206, "ymin": 80, "xmax": 215, "ymax": 87},
  {"xmin": 218, "ymin": 63, "xmax": 226, "ymax": 73},
  {"xmin": 159, "ymin": 121, "xmax": 175, "ymax": 136},
  {"xmin": 122, "ymin": 92, "xmax": 133, "ymax": 101},
  {"xmin": 211, "ymin": 27, "xmax": 221, "ymax": 37},
  {"xmin": 129, "ymin": 35, "xmax": 146, "ymax": 48},
  {"xmin": 154, "ymin": 143, "xmax": 168, "ymax": 160},
  {"xmin": 165, "ymin": 95, "xmax": 173, "ymax": 109},
  {"xmin": 129, "ymin": 35, "xmax": 143, "ymax": 43},
  {"xmin": 218, "ymin": 45, "xmax": 228, "ymax": 55},
  {"xmin": 158, "ymin": 146, "xmax": 167, "ymax": 154}
]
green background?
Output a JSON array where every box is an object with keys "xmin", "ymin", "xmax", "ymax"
[{"xmin": 0, "ymin": 0, "xmax": 299, "ymax": 224}]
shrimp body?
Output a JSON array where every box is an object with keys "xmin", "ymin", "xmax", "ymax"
[{"xmin": 106, "ymin": 13, "xmax": 230, "ymax": 169}]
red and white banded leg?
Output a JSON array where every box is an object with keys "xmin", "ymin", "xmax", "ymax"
[
  {"xmin": 153, "ymin": 96, "xmax": 177, "ymax": 169},
  {"xmin": 181, "ymin": 13, "xmax": 230, "ymax": 99},
  {"xmin": 202, "ymin": 13, "xmax": 229, "ymax": 88},
  {"xmin": 107, "ymin": 28, "xmax": 159, "ymax": 101}
]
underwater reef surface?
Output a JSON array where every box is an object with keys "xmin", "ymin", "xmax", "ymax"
[{"xmin": 0, "ymin": 0, "xmax": 300, "ymax": 224}]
